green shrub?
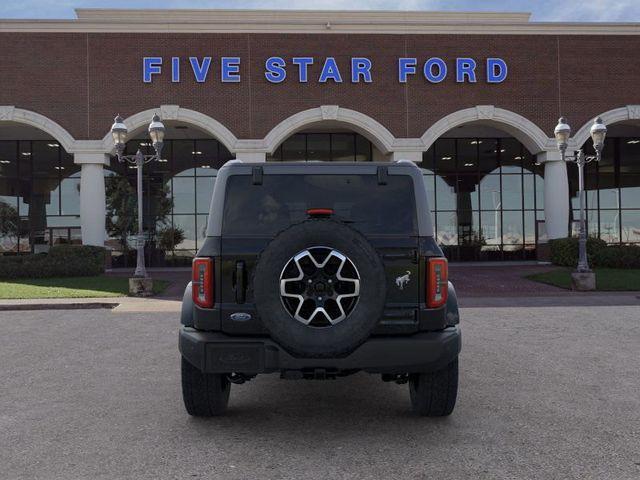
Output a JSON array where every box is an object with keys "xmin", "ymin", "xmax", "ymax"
[
  {"xmin": 549, "ymin": 237, "xmax": 607, "ymax": 267},
  {"xmin": 593, "ymin": 245, "xmax": 640, "ymax": 269},
  {"xmin": 0, "ymin": 245, "xmax": 106, "ymax": 279},
  {"xmin": 550, "ymin": 237, "xmax": 640, "ymax": 269}
]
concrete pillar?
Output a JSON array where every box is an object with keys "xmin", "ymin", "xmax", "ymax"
[
  {"xmin": 235, "ymin": 151, "xmax": 266, "ymax": 162},
  {"xmin": 391, "ymin": 151, "xmax": 423, "ymax": 163},
  {"xmin": 538, "ymin": 151, "xmax": 569, "ymax": 239},
  {"xmin": 75, "ymin": 153, "xmax": 110, "ymax": 246}
]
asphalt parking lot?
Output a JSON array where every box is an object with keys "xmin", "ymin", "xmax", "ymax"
[{"xmin": 1, "ymin": 306, "xmax": 639, "ymax": 480}]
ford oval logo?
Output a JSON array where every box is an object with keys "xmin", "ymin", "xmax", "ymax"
[{"xmin": 230, "ymin": 312, "xmax": 252, "ymax": 322}]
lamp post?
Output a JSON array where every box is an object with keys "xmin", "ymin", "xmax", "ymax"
[
  {"xmin": 110, "ymin": 114, "xmax": 165, "ymax": 281},
  {"xmin": 553, "ymin": 116, "xmax": 607, "ymax": 287}
]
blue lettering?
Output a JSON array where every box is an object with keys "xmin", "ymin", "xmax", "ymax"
[
  {"xmin": 292, "ymin": 57, "xmax": 314, "ymax": 82},
  {"xmin": 221, "ymin": 57, "xmax": 241, "ymax": 83},
  {"xmin": 351, "ymin": 57, "xmax": 372, "ymax": 83},
  {"xmin": 398, "ymin": 58, "xmax": 417, "ymax": 83},
  {"xmin": 143, "ymin": 57, "xmax": 162, "ymax": 83},
  {"xmin": 265, "ymin": 56, "xmax": 287, "ymax": 83},
  {"xmin": 456, "ymin": 58, "xmax": 477, "ymax": 83},
  {"xmin": 424, "ymin": 57, "xmax": 447, "ymax": 83},
  {"xmin": 487, "ymin": 58, "xmax": 508, "ymax": 83},
  {"xmin": 189, "ymin": 57, "xmax": 211, "ymax": 83},
  {"xmin": 171, "ymin": 57, "xmax": 180, "ymax": 83},
  {"xmin": 319, "ymin": 57, "xmax": 343, "ymax": 83}
]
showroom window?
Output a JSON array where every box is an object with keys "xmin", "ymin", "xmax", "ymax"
[
  {"xmin": 570, "ymin": 137, "xmax": 640, "ymax": 244},
  {"xmin": 107, "ymin": 138, "xmax": 233, "ymax": 267},
  {"xmin": 267, "ymin": 132, "xmax": 374, "ymax": 162},
  {"xmin": 423, "ymin": 138, "xmax": 545, "ymax": 261},
  {"xmin": 0, "ymin": 140, "xmax": 80, "ymax": 254}
]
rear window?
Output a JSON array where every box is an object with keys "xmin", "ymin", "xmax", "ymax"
[{"xmin": 222, "ymin": 174, "xmax": 417, "ymax": 236}]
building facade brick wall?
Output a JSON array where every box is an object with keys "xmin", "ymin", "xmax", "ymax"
[{"xmin": 1, "ymin": 31, "xmax": 639, "ymax": 142}]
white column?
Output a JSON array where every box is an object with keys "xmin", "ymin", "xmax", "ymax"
[
  {"xmin": 391, "ymin": 151, "xmax": 423, "ymax": 163},
  {"xmin": 235, "ymin": 151, "xmax": 266, "ymax": 162},
  {"xmin": 538, "ymin": 151, "xmax": 569, "ymax": 239},
  {"xmin": 75, "ymin": 153, "xmax": 109, "ymax": 246}
]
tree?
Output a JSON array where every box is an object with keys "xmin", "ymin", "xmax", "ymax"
[
  {"xmin": 0, "ymin": 201, "xmax": 21, "ymax": 250},
  {"xmin": 105, "ymin": 175, "xmax": 172, "ymax": 252}
]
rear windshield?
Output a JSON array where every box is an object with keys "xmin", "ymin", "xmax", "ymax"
[{"xmin": 222, "ymin": 174, "xmax": 417, "ymax": 236}]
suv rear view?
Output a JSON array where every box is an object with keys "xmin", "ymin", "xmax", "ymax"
[{"xmin": 180, "ymin": 161, "xmax": 461, "ymax": 416}]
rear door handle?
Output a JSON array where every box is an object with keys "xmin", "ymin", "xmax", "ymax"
[{"xmin": 235, "ymin": 261, "xmax": 246, "ymax": 304}]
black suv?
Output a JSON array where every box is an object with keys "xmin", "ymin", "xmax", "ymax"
[{"xmin": 179, "ymin": 160, "xmax": 461, "ymax": 416}]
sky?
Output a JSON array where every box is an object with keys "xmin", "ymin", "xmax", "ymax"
[{"xmin": 1, "ymin": 0, "xmax": 640, "ymax": 22}]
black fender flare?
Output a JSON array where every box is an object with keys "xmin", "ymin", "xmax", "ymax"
[
  {"xmin": 445, "ymin": 281, "xmax": 460, "ymax": 326},
  {"xmin": 181, "ymin": 281, "xmax": 194, "ymax": 327}
]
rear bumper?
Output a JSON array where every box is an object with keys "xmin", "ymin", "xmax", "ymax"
[{"xmin": 179, "ymin": 326, "xmax": 461, "ymax": 375}]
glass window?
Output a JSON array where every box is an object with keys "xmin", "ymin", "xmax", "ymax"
[
  {"xmin": 196, "ymin": 176, "xmax": 215, "ymax": 214},
  {"xmin": 435, "ymin": 139, "xmax": 456, "ymax": 175},
  {"xmin": 524, "ymin": 210, "xmax": 536, "ymax": 245},
  {"xmin": 355, "ymin": 134, "xmax": 372, "ymax": 162},
  {"xmin": 267, "ymin": 145, "xmax": 282, "ymax": 162},
  {"xmin": 436, "ymin": 211, "xmax": 457, "ymax": 245},
  {"xmin": 456, "ymin": 176, "xmax": 479, "ymax": 210},
  {"xmin": 621, "ymin": 210, "xmax": 640, "ymax": 243},
  {"xmin": 500, "ymin": 138, "xmax": 523, "ymax": 174},
  {"xmin": 620, "ymin": 138, "xmax": 640, "ymax": 174},
  {"xmin": 0, "ymin": 141, "xmax": 18, "ymax": 177},
  {"xmin": 172, "ymin": 177, "xmax": 195, "ymax": 214},
  {"xmin": 599, "ymin": 210, "xmax": 620, "ymax": 243},
  {"xmin": 422, "ymin": 174, "xmax": 435, "ymax": 210},
  {"xmin": 282, "ymin": 134, "xmax": 306, "ymax": 162},
  {"xmin": 32, "ymin": 141, "xmax": 59, "ymax": 177},
  {"xmin": 173, "ymin": 140, "xmax": 195, "ymax": 176},
  {"xmin": 479, "ymin": 175, "xmax": 501, "ymax": 212},
  {"xmin": 523, "ymin": 174, "xmax": 536, "ymax": 210},
  {"xmin": 477, "ymin": 139, "xmax": 498, "ymax": 174},
  {"xmin": 502, "ymin": 211, "xmax": 523, "ymax": 247},
  {"xmin": 306, "ymin": 134, "xmax": 331, "ymax": 161},
  {"xmin": 172, "ymin": 214, "xmax": 197, "ymax": 252},
  {"xmin": 435, "ymin": 175, "xmax": 456, "ymax": 211},
  {"xmin": 502, "ymin": 174, "xmax": 523, "ymax": 210},
  {"xmin": 331, "ymin": 134, "xmax": 356, "ymax": 162},
  {"xmin": 60, "ymin": 176, "xmax": 80, "ymax": 215},
  {"xmin": 456, "ymin": 138, "xmax": 478, "ymax": 172},
  {"xmin": 421, "ymin": 147, "xmax": 435, "ymax": 171},
  {"xmin": 223, "ymin": 174, "xmax": 417, "ymax": 236}
]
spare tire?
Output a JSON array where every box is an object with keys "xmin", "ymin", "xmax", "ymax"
[{"xmin": 253, "ymin": 219, "xmax": 386, "ymax": 358}]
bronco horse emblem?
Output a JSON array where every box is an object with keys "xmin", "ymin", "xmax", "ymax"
[{"xmin": 395, "ymin": 271, "xmax": 411, "ymax": 290}]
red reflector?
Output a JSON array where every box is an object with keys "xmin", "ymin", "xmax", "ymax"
[
  {"xmin": 427, "ymin": 258, "xmax": 448, "ymax": 308},
  {"xmin": 307, "ymin": 208, "xmax": 334, "ymax": 217},
  {"xmin": 192, "ymin": 257, "xmax": 214, "ymax": 308}
]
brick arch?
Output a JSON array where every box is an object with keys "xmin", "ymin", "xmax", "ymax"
[
  {"xmin": 421, "ymin": 106, "xmax": 553, "ymax": 154},
  {"xmin": 263, "ymin": 106, "xmax": 397, "ymax": 155},
  {"xmin": 0, "ymin": 106, "xmax": 76, "ymax": 153},
  {"xmin": 100, "ymin": 105, "xmax": 239, "ymax": 154},
  {"xmin": 572, "ymin": 105, "xmax": 640, "ymax": 148}
]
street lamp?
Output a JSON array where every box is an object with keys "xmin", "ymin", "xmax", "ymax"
[
  {"xmin": 110, "ymin": 113, "xmax": 165, "ymax": 279},
  {"xmin": 554, "ymin": 116, "xmax": 607, "ymax": 278}
]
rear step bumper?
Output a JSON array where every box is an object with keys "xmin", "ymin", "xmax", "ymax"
[{"xmin": 179, "ymin": 326, "xmax": 461, "ymax": 375}]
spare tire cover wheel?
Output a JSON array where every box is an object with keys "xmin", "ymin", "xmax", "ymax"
[{"xmin": 253, "ymin": 219, "xmax": 386, "ymax": 358}]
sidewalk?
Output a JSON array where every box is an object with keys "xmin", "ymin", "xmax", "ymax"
[{"xmin": 1, "ymin": 265, "xmax": 638, "ymax": 312}]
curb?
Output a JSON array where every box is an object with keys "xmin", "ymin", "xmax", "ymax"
[{"xmin": 0, "ymin": 302, "xmax": 120, "ymax": 312}]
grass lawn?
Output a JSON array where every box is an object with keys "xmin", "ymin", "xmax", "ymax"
[
  {"xmin": 526, "ymin": 268, "xmax": 640, "ymax": 291},
  {"xmin": 0, "ymin": 276, "xmax": 169, "ymax": 299}
]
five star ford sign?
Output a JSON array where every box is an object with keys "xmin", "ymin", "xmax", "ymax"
[{"xmin": 142, "ymin": 57, "xmax": 508, "ymax": 84}]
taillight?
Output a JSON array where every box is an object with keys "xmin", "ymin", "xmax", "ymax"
[
  {"xmin": 426, "ymin": 258, "xmax": 448, "ymax": 308},
  {"xmin": 192, "ymin": 257, "xmax": 214, "ymax": 308}
]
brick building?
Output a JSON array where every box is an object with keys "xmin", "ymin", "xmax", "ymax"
[{"xmin": 1, "ymin": 9, "xmax": 639, "ymax": 264}]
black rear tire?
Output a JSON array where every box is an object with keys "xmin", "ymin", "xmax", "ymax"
[
  {"xmin": 409, "ymin": 358, "xmax": 458, "ymax": 417},
  {"xmin": 181, "ymin": 358, "xmax": 230, "ymax": 417}
]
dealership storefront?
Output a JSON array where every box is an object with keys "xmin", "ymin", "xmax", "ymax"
[{"xmin": 1, "ymin": 9, "xmax": 640, "ymax": 264}]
